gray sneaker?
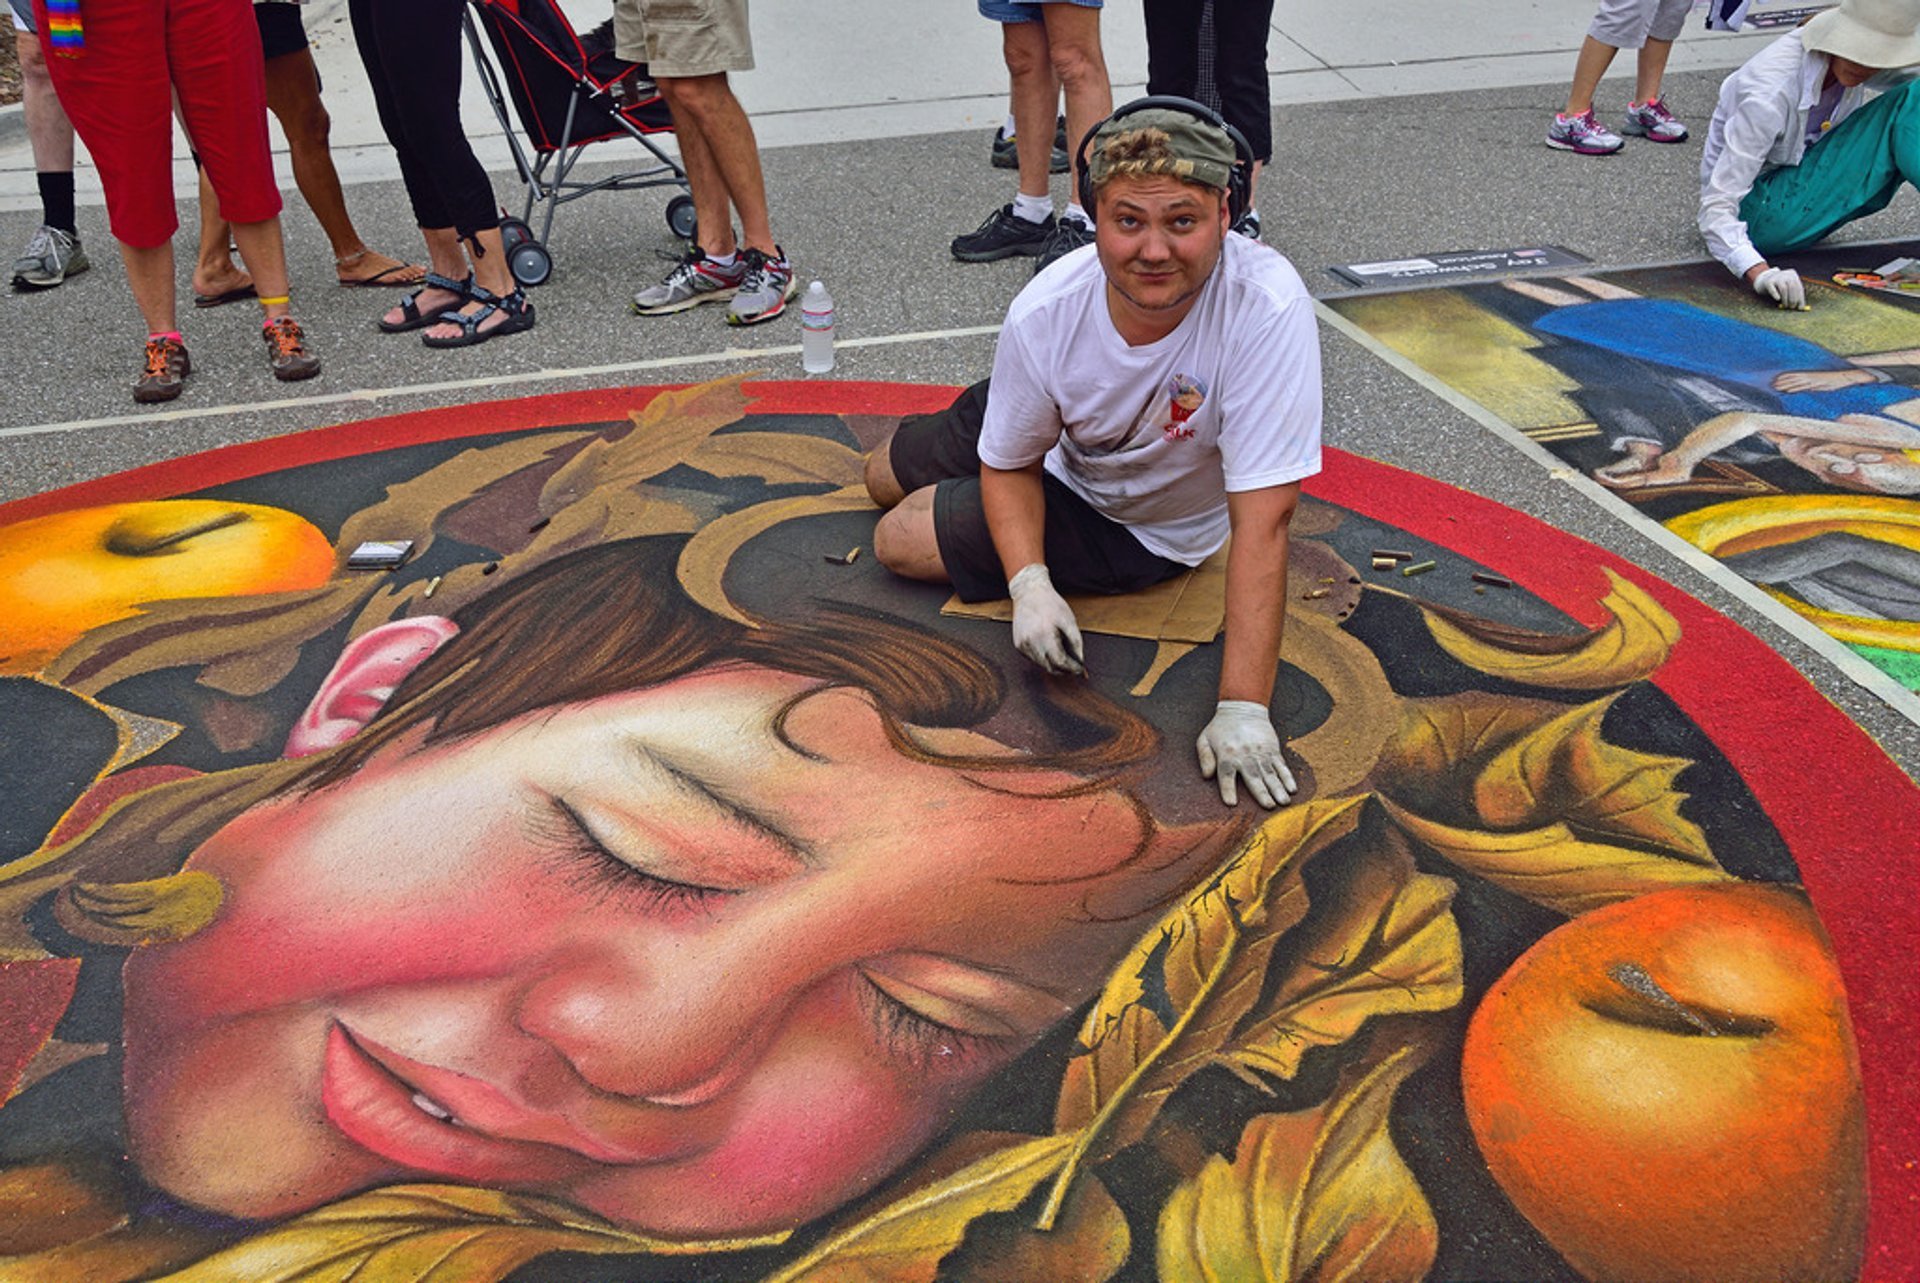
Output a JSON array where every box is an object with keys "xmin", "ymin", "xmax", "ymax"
[
  {"xmin": 11, "ymin": 224, "xmax": 90, "ymax": 291},
  {"xmin": 726, "ymin": 247, "xmax": 798, "ymax": 326},
  {"xmin": 1622, "ymin": 97, "xmax": 1689, "ymax": 143},
  {"xmin": 631, "ymin": 244, "xmax": 747, "ymax": 315}
]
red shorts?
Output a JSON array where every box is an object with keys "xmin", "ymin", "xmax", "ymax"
[{"xmin": 35, "ymin": 0, "xmax": 280, "ymax": 248}]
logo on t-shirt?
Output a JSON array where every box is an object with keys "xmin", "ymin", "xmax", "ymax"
[{"xmin": 1163, "ymin": 373, "xmax": 1207, "ymax": 441}]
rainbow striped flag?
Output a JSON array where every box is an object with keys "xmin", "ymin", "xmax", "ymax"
[{"xmin": 45, "ymin": 0, "xmax": 83, "ymax": 56}]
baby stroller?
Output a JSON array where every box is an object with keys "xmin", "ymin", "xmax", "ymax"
[{"xmin": 461, "ymin": 0, "xmax": 696, "ymax": 286}]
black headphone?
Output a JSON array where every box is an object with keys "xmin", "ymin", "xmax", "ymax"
[{"xmin": 1074, "ymin": 95, "xmax": 1254, "ymax": 224}]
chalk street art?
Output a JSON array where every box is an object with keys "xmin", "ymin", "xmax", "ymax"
[
  {"xmin": 0, "ymin": 380, "xmax": 1913, "ymax": 1282},
  {"xmin": 1328, "ymin": 241, "xmax": 1920, "ymax": 697}
]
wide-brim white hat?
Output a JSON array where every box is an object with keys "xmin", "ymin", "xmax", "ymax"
[{"xmin": 1802, "ymin": 0, "xmax": 1920, "ymax": 67}]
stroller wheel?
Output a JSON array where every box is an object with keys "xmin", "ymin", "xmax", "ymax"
[
  {"xmin": 665, "ymin": 194, "xmax": 698, "ymax": 241},
  {"xmin": 509, "ymin": 240, "xmax": 553, "ymax": 288},
  {"xmin": 499, "ymin": 216, "xmax": 534, "ymax": 251}
]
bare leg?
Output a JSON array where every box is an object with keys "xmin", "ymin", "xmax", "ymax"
[
  {"xmin": 17, "ymin": 30, "xmax": 75, "ymax": 171},
  {"xmin": 193, "ymin": 169, "xmax": 253, "ymax": 299},
  {"xmin": 120, "ymin": 241, "xmax": 179, "ymax": 335},
  {"xmin": 226, "ymin": 216, "xmax": 295, "ymax": 321},
  {"xmin": 863, "ymin": 428, "xmax": 907, "ymax": 508},
  {"xmin": 264, "ymin": 50, "xmax": 418, "ymax": 283},
  {"xmin": 1004, "ymin": 21, "xmax": 1057, "ymax": 201},
  {"xmin": 1633, "ymin": 37, "xmax": 1674, "ymax": 105},
  {"xmin": 669, "ymin": 103, "xmax": 736, "ymax": 257},
  {"xmin": 1563, "ymin": 35, "xmax": 1621, "ymax": 116},
  {"xmin": 1040, "ymin": 1, "xmax": 1111, "ymax": 206},
  {"xmin": 658, "ymin": 73, "xmax": 776, "ymax": 254},
  {"xmin": 872, "ymin": 487, "xmax": 951, "ymax": 583}
]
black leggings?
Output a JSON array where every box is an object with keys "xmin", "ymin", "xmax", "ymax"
[
  {"xmin": 1143, "ymin": 0, "xmax": 1277, "ymax": 164},
  {"xmin": 349, "ymin": 0, "xmax": 497, "ymax": 239}
]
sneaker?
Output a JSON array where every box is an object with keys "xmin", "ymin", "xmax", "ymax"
[
  {"xmin": 631, "ymin": 244, "xmax": 747, "ymax": 315},
  {"xmin": 1546, "ymin": 110, "xmax": 1624, "ymax": 155},
  {"xmin": 727, "ymin": 247, "xmax": 798, "ymax": 325},
  {"xmin": 952, "ymin": 204, "xmax": 1055, "ymax": 262},
  {"xmin": 11, "ymin": 224, "xmax": 89, "ymax": 291},
  {"xmin": 990, "ymin": 115, "xmax": 1070, "ymax": 174},
  {"xmin": 1232, "ymin": 208, "xmax": 1263, "ymax": 241},
  {"xmin": 1622, "ymin": 97, "xmax": 1689, "ymax": 143},
  {"xmin": 132, "ymin": 337, "xmax": 190, "ymax": 404},
  {"xmin": 263, "ymin": 317, "xmax": 322, "ymax": 382},
  {"xmin": 1033, "ymin": 217, "xmax": 1094, "ymax": 275}
]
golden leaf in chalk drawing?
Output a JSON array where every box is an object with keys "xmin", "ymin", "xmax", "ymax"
[
  {"xmin": 1040, "ymin": 798, "xmax": 1368, "ymax": 1229},
  {"xmin": 1379, "ymin": 799, "xmax": 1732, "ymax": 917},
  {"xmin": 677, "ymin": 486, "xmax": 879, "ymax": 626},
  {"xmin": 761, "ymin": 1133, "xmax": 1077, "ymax": 1283},
  {"xmin": 1472, "ymin": 693, "xmax": 1713, "ymax": 862},
  {"xmin": 1221, "ymin": 836, "xmax": 1462, "ymax": 1085},
  {"xmin": 156, "ymin": 1185, "xmax": 788, "ymax": 1283},
  {"xmin": 1155, "ymin": 1047, "xmax": 1438, "ymax": 1283},
  {"xmin": 686, "ymin": 431, "xmax": 867, "ymax": 488},
  {"xmin": 539, "ymin": 376, "xmax": 755, "ymax": 513},
  {"xmin": 1420, "ymin": 567, "xmax": 1678, "ymax": 689},
  {"xmin": 1372, "ymin": 694, "xmax": 1566, "ymax": 820},
  {"xmin": 341, "ymin": 430, "xmax": 589, "ymax": 556},
  {"xmin": 53, "ymin": 871, "xmax": 223, "ymax": 947},
  {"xmin": 943, "ymin": 1174, "xmax": 1128, "ymax": 1283},
  {"xmin": 0, "ymin": 1159, "xmax": 226, "ymax": 1281}
]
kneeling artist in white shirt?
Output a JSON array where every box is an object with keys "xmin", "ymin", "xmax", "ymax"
[{"xmin": 865, "ymin": 98, "xmax": 1323, "ymax": 810}]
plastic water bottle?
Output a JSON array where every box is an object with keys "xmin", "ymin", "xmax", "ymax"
[{"xmin": 801, "ymin": 280, "xmax": 835, "ymax": 374}]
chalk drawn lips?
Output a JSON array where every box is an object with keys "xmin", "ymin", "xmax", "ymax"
[{"xmin": 321, "ymin": 1023, "xmax": 696, "ymax": 1182}]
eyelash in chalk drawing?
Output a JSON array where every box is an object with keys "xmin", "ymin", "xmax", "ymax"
[
  {"xmin": 539, "ymin": 798, "xmax": 741, "ymax": 912},
  {"xmin": 855, "ymin": 975, "xmax": 1006, "ymax": 1070}
]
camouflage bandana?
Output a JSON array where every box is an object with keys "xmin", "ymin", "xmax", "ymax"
[{"xmin": 1085, "ymin": 109, "xmax": 1237, "ymax": 194}]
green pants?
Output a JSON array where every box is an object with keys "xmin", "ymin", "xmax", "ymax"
[{"xmin": 1740, "ymin": 79, "xmax": 1920, "ymax": 256}]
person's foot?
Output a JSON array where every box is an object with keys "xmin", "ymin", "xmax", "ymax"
[
  {"xmin": 263, "ymin": 317, "xmax": 322, "ymax": 382},
  {"xmin": 421, "ymin": 285, "xmax": 537, "ymax": 347},
  {"xmin": 11, "ymin": 224, "xmax": 90, "ymax": 291},
  {"xmin": 1033, "ymin": 216, "xmax": 1094, "ymax": 275},
  {"xmin": 336, "ymin": 249, "xmax": 427, "ymax": 287},
  {"xmin": 1622, "ymin": 97, "xmax": 1689, "ymax": 143},
  {"xmin": 990, "ymin": 115, "xmax": 1070, "ymax": 174},
  {"xmin": 727, "ymin": 247, "xmax": 798, "ymax": 325},
  {"xmin": 631, "ymin": 244, "xmax": 748, "ymax": 314},
  {"xmin": 1232, "ymin": 208, "xmax": 1263, "ymax": 241},
  {"xmin": 381, "ymin": 277, "xmax": 468, "ymax": 331},
  {"xmin": 133, "ymin": 336, "xmax": 191, "ymax": 404},
  {"xmin": 1546, "ymin": 110, "xmax": 1624, "ymax": 155},
  {"xmin": 952, "ymin": 204, "xmax": 1055, "ymax": 262},
  {"xmin": 192, "ymin": 260, "xmax": 256, "ymax": 307}
]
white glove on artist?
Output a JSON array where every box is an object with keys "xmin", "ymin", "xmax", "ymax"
[
  {"xmin": 1196, "ymin": 700, "xmax": 1297, "ymax": 808},
  {"xmin": 1753, "ymin": 266, "xmax": 1806, "ymax": 310},
  {"xmin": 1007, "ymin": 563, "xmax": 1085, "ymax": 676}
]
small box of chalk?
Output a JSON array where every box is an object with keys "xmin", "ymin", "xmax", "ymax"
[{"xmin": 347, "ymin": 540, "xmax": 415, "ymax": 570}]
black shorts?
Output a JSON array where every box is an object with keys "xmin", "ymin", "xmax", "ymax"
[
  {"xmin": 889, "ymin": 379, "xmax": 1190, "ymax": 604},
  {"xmin": 256, "ymin": 2, "xmax": 311, "ymax": 61}
]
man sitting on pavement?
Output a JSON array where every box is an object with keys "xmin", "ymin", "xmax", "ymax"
[
  {"xmin": 866, "ymin": 100, "xmax": 1322, "ymax": 809},
  {"xmin": 1700, "ymin": 0, "xmax": 1920, "ymax": 309}
]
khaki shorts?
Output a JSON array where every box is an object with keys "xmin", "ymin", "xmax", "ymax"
[{"xmin": 611, "ymin": 0, "xmax": 753, "ymax": 77}]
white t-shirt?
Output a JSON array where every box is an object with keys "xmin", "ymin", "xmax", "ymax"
[{"xmin": 976, "ymin": 234, "xmax": 1323, "ymax": 564}]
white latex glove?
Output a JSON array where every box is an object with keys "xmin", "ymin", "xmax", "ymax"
[
  {"xmin": 1007, "ymin": 563, "xmax": 1085, "ymax": 676},
  {"xmin": 1753, "ymin": 266, "xmax": 1807, "ymax": 310},
  {"xmin": 1195, "ymin": 700, "xmax": 1297, "ymax": 808}
]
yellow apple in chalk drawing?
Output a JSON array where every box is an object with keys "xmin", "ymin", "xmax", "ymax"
[
  {"xmin": 1461, "ymin": 882, "xmax": 1866, "ymax": 1283},
  {"xmin": 0, "ymin": 500, "xmax": 336, "ymax": 672}
]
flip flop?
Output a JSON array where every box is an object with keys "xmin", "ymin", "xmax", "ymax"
[
  {"xmin": 193, "ymin": 283, "xmax": 258, "ymax": 308},
  {"xmin": 338, "ymin": 262, "xmax": 426, "ymax": 289}
]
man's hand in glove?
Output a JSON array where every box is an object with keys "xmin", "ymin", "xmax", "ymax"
[
  {"xmin": 1752, "ymin": 265, "xmax": 1807, "ymax": 310},
  {"xmin": 1007, "ymin": 563, "xmax": 1085, "ymax": 676},
  {"xmin": 1195, "ymin": 699, "xmax": 1296, "ymax": 807}
]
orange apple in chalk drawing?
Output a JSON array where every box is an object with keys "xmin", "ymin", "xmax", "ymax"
[
  {"xmin": 1461, "ymin": 882, "xmax": 1866, "ymax": 1283},
  {"xmin": 0, "ymin": 500, "xmax": 336, "ymax": 672}
]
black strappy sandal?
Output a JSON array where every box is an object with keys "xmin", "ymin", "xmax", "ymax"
[
  {"xmin": 420, "ymin": 283, "xmax": 537, "ymax": 349},
  {"xmin": 377, "ymin": 272, "xmax": 473, "ymax": 333}
]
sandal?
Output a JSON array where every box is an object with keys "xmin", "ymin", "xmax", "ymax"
[
  {"xmin": 377, "ymin": 271, "xmax": 471, "ymax": 333},
  {"xmin": 421, "ymin": 283, "xmax": 536, "ymax": 348}
]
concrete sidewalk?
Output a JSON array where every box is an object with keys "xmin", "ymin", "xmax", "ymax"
[{"xmin": 0, "ymin": 0, "xmax": 1789, "ymax": 207}]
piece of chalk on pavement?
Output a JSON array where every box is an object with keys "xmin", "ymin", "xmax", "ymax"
[{"xmin": 1401, "ymin": 559, "xmax": 1436, "ymax": 576}]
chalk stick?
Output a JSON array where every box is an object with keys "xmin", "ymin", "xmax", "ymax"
[
  {"xmin": 1400, "ymin": 559, "xmax": 1436, "ymax": 576},
  {"xmin": 1471, "ymin": 572, "xmax": 1513, "ymax": 588}
]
